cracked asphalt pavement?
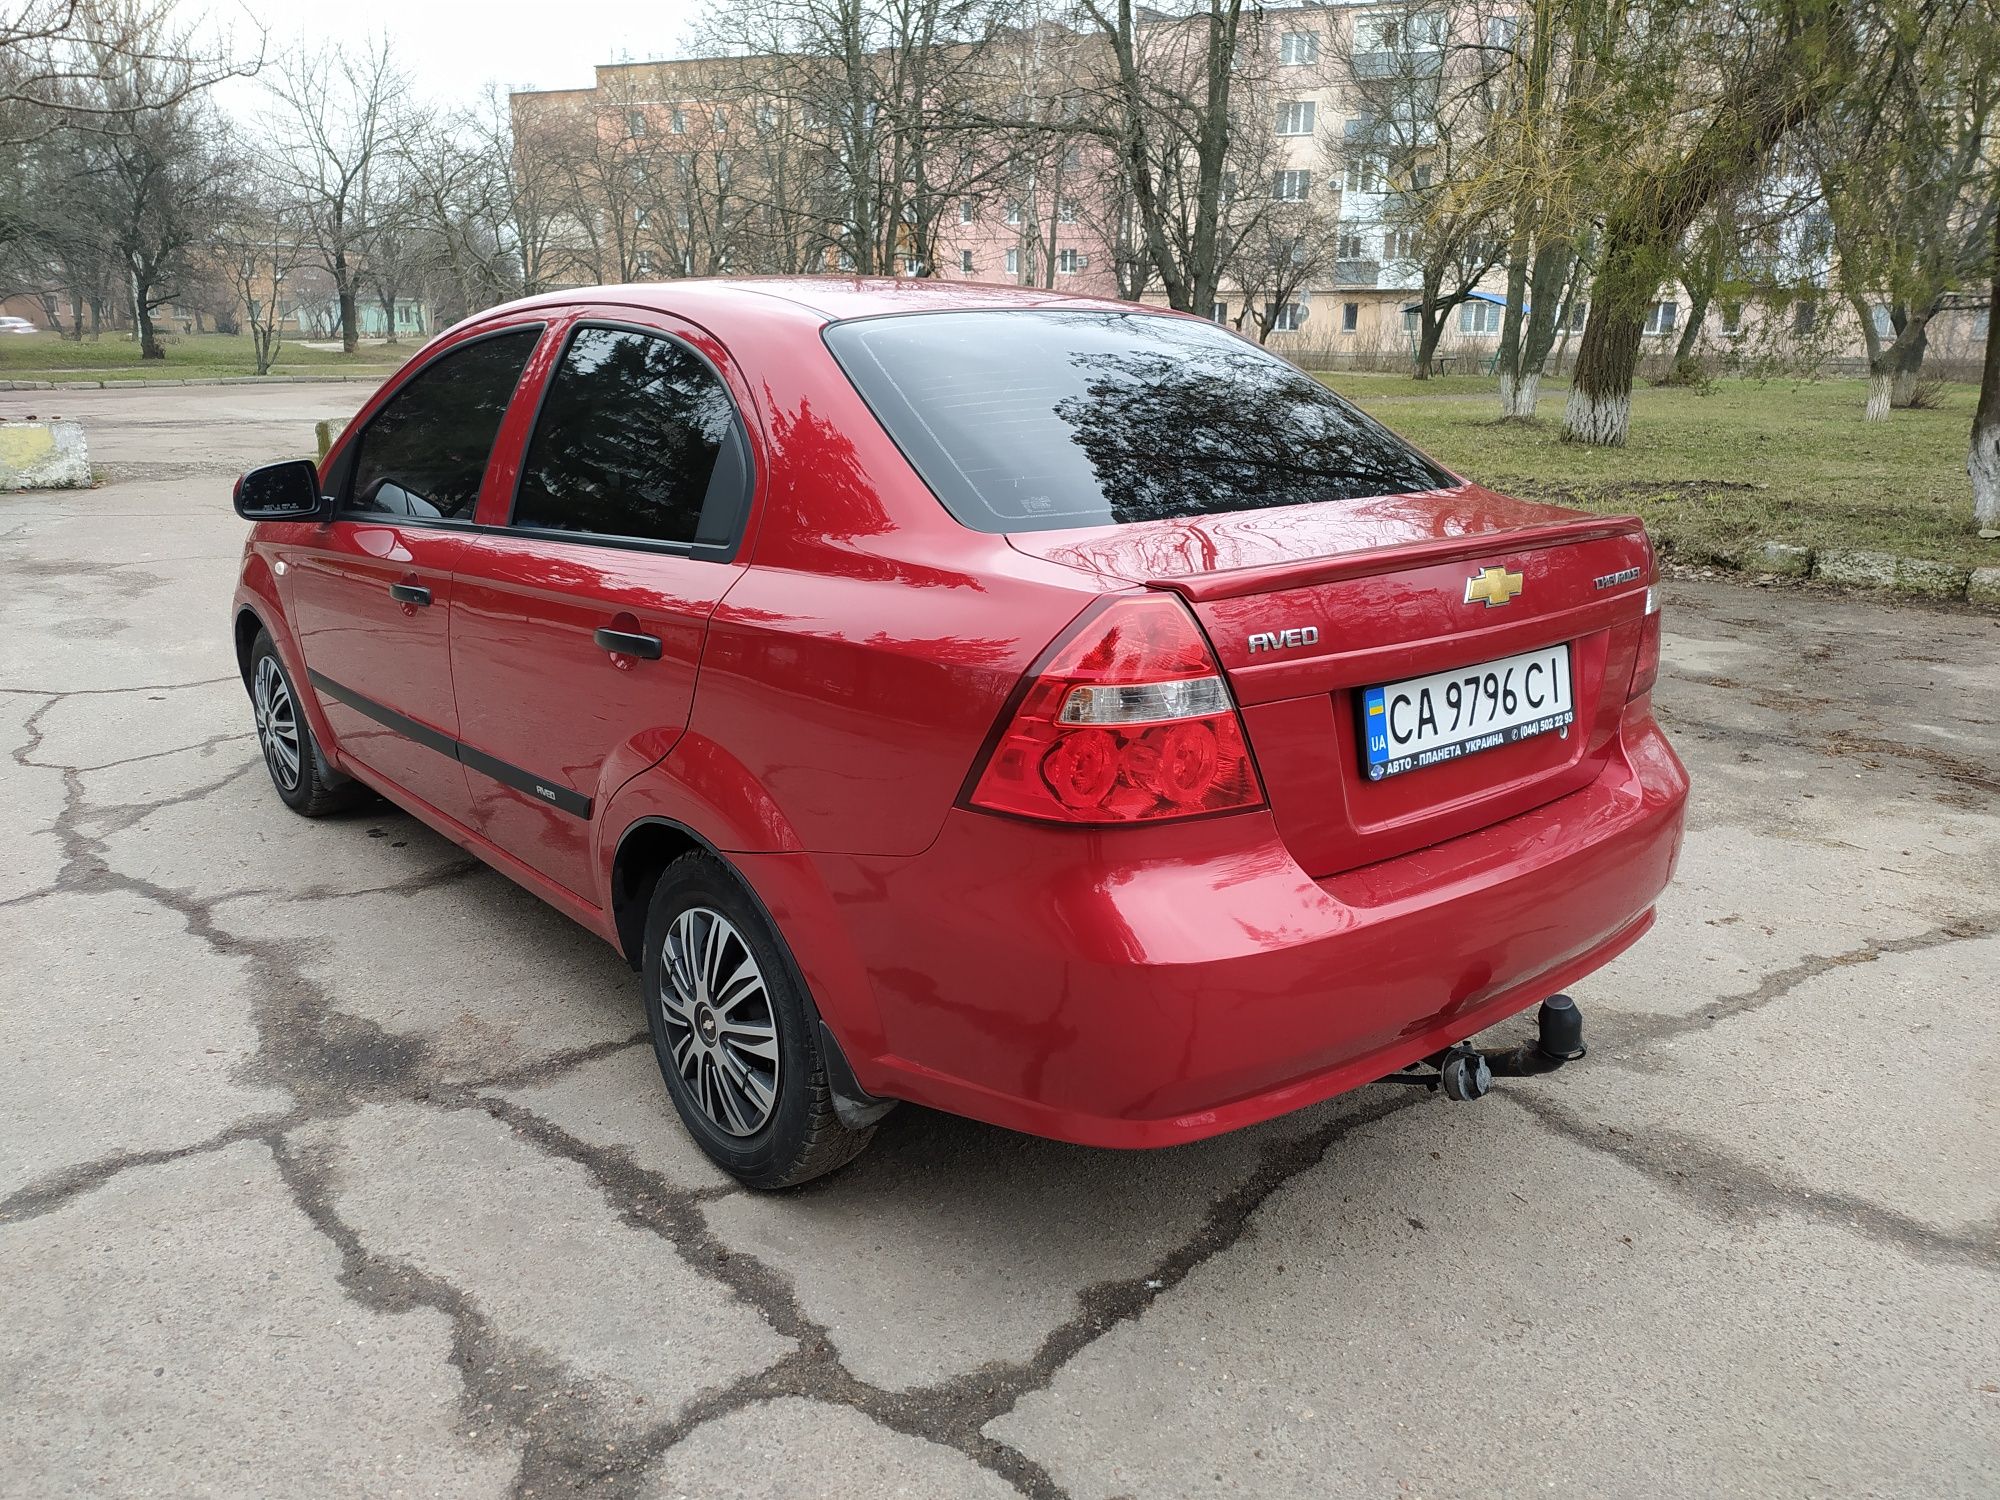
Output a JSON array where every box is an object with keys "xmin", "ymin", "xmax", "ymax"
[{"xmin": 3, "ymin": 384, "xmax": 1997, "ymax": 1499}]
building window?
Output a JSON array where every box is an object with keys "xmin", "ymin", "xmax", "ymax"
[
  {"xmin": 1343, "ymin": 156, "xmax": 1381, "ymax": 194},
  {"xmin": 670, "ymin": 108, "xmax": 687, "ymax": 134},
  {"xmin": 1276, "ymin": 100, "xmax": 1316, "ymax": 137},
  {"xmin": 1210, "ymin": 301, "xmax": 1230, "ymax": 324},
  {"xmin": 1004, "ymin": 248, "xmax": 1020, "ymax": 278},
  {"xmin": 1336, "ymin": 230, "xmax": 1367, "ymax": 259},
  {"xmin": 1792, "ymin": 300, "xmax": 1818, "ymax": 334},
  {"xmin": 902, "ymin": 256, "xmax": 922, "ymax": 275},
  {"xmin": 1719, "ymin": 302, "xmax": 1743, "ymax": 335},
  {"xmin": 626, "ymin": 110, "xmax": 647, "ymax": 137},
  {"xmin": 1459, "ymin": 300, "xmax": 1503, "ymax": 334},
  {"xmin": 1384, "ymin": 228, "xmax": 1420, "ymax": 261},
  {"xmin": 757, "ymin": 104, "xmax": 778, "ymax": 132},
  {"xmin": 1870, "ymin": 305, "xmax": 1894, "ymax": 338},
  {"xmin": 1057, "ymin": 248, "xmax": 1082, "ymax": 273},
  {"xmin": 1644, "ymin": 300, "xmax": 1678, "ymax": 335},
  {"xmin": 959, "ymin": 199, "xmax": 975, "ymax": 224},
  {"xmin": 1341, "ymin": 301, "xmax": 1359, "ymax": 332},
  {"xmin": 1004, "ymin": 201, "xmax": 1022, "ymax": 225},
  {"xmin": 634, "ymin": 206, "xmax": 650, "ymax": 228},
  {"xmin": 1272, "ymin": 170, "xmax": 1312, "ymax": 202},
  {"xmin": 1267, "ymin": 301, "xmax": 1307, "ymax": 332},
  {"xmin": 635, "ymin": 251, "xmax": 656, "ymax": 275},
  {"xmin": 959, "ymin": 250, "xmax": 974, "ymax": 273},
  {"xmin": 1280, "ymin": 31, "xmax": 1319, "ymax": 65},
  {"xmin": 713, "ymin": 108, "xmax": 728, "ymax": 132},
  {"xmin": 1058, "ymin": 199, "xmax": 1078, "ymax": 224}
]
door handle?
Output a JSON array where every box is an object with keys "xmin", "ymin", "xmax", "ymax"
[
  {"xmin": 388, "ymin": 583, "xmax": 432, "ymax": 606},
  {"xmin": 594, "ymin": 628, "xmax": 663, "ymax": 660}
]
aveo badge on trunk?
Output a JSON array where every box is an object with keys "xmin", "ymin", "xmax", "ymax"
[{"xmin": 1363, "ymin": 643, "xmax": 1574, "ymax": 781}]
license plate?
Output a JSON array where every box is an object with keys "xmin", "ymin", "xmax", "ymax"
[{"xmin": 1362, "ymin": 644, "xmax": 1573, "ymax": 780}]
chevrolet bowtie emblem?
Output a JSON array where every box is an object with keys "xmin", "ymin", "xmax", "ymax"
[{"xmin": 1464, "ymin": 566, "xmax": 1524, "ymax": 607}]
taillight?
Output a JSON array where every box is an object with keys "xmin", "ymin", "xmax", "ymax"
[
  {"xmin": 1628, "ymin": 585, "xmax": 1662, "ymax": 700},
  {"xmin": 965, "ymin": 595, "xmax": 1265, "ymax": 825}
]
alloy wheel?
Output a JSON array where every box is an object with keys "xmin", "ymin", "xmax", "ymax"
[
  {"xmin": 253, "ymin": 656, "xmax": 302, "ymax": 791},
  {"xmin": 660, "ymin": 906, "xmax": 781, "ymax": 1136}
]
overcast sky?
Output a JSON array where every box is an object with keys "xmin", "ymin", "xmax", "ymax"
[{"xmin": 209, "ymin": 0, "xmax": 707, "ymax": 118}]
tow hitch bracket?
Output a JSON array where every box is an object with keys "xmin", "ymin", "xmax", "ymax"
[{"xmin": 1380, "ymin": 994, "xmax": 1587, "ymax": 1102}]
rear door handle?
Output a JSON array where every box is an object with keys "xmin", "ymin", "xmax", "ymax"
[
  {"xmin": 594, "ymin": 628, "xmax": 663, "ymax": 660},
  {"xmin": 388, "ymin": 583, "xmax": 432, "ymax": 606}
]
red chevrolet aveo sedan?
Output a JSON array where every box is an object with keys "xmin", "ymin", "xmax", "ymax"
[{"xmin": 231, "ymin": 278, "xmax": 1687, "ymax": 1187}]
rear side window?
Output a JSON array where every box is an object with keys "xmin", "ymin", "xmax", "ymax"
[
  {"xmin": 347, "ymin": 328, "xmax": 540, "ymax": 521},
  {"xmin": 823, "ymin": 309, "xmax": 1457, "ymax": 534},
  {"xmin": 510, "ymin": 325, "xmax": 747, "ymax": 549}
]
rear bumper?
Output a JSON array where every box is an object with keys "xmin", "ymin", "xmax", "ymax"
[{"xmin": 810, "ymin": 703, "xmax": 1688, "ymax": 1148}]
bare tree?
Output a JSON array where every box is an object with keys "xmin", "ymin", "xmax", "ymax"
[
  {"xmin": 694, "ymin": 0, "xmax": 1014, "ymax": 278},
  {"xmin": 1227, "ymin": 198, "xmax": 1337, "ymax": 343},
  {"xmin": 1334, "ymin": 0, "xmax": 1506, "ymax": 378},
  {"xmin": 52, "ymin": 1, "xmax": 239, "ymax": 358},
  {"xmin": 1816, "ymin": 0, "xmax": 1996, "ymax": 420},
  {"xmin": 1561, "ymin": 0, "xmax": 1862, "ymax": 446},
  {"xmin": 0, "ymin": 0, "xmax": 259, "ymax": 146},
  {"xmin": 1069, "ymin": 0, "xmax": 1254, "ymax": 316},
  {"xmin": 262, "ymin": 39, "xmax": 410, "ymax": 353},
  {"xmin": 214, "ymin": 192, "xmax": 297, "ymax": 374},
  {"xmin": 1971, "ymin": 208, "xmax": 1999, "ymax": 531}
]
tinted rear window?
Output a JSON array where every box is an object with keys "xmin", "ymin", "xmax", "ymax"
[{"xmin": 823, "ymin": 309, "xmax": 1456, "ymax": 534}]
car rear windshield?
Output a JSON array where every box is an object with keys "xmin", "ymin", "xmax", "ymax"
[{"xmin": 822, "ymin": 309, "xmax": 1457, "ymax": 534}]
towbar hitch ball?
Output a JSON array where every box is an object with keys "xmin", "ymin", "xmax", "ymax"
[{"xmin": 1382, "ymin": 994, "xmax": 1587, "ymax": 1099}]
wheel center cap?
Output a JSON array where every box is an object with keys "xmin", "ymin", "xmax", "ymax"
[{"xmin": 695, "ymin": 1004, "xmax": 718, "ymax": 1043}]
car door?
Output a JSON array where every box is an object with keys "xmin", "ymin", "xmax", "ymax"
[
  {"xmin": 281, "ymin": 324, "xmax": 545, "ymax": 824},
  {"xmin": 449, "ymin": 315, "xmax": 757, "ymax": 904}
]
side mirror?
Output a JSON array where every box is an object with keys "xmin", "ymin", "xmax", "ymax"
[{"xmin": 234, "ymin": 459, "xmax": 326, "ymax": 521}]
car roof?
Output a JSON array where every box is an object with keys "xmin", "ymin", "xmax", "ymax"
[{"xmin": 455, "ymin": 275, "xmax": 1165, "ymax": 340}]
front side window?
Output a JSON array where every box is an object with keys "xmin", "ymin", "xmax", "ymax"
[
  {"xmin": 511, "ymin": 325, "xmax": 746, "ymax": 548},
  {"xmin": 346, "ymin": 328, "xmax": 540, "ymax": 521},
  {"xmin": 824, "ymin": 309, "xmax": 1455, "ymax": 535}
]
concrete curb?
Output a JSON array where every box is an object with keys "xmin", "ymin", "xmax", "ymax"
[
  {"xmin": 0, "ymin": 373, "xmax": 393, "ymax": 391},
  {"xmin": 1, "ymin": 418, "xmax": 90, "ymax": 489},
  {"xmin": 1681, "ymin": 538, "xmax": 1999, "ymax": 609}
]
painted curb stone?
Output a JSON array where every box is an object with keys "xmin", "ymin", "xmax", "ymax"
[{"xmin": 0, "ymin": 419, "xmax": 89, "ymax": 490}]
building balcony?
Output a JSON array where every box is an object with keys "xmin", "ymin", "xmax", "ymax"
[{"xmin": 1335, "ymin": 260, "xmax": 1382, "ymax": 287}]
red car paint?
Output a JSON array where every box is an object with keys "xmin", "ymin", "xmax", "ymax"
[{"xmin": 234, "ymin": 277, "xmax": 1688, "ymax": 1148}]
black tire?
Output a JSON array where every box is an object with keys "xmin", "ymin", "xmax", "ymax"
[
  {"xmin": 641, "ymin": 852, "xmax": 873, "ymax": 1189},
  {"xmin": 247, "ymin": 630, "xmax": 365, "ymax": 817}
]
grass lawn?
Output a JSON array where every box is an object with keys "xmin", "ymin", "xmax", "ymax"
[
  {"xmin": 1324, "ymin": 372, "xmax": 1993, "ymax": 570},
  {"xmin": 0, "ymin": 330, "xmax": 406, "ymax": 383}
]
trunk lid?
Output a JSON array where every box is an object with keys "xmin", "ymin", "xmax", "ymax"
[{"xmin": 1008, "ymin": 484, "xmax": 1656, "ymax": 878}]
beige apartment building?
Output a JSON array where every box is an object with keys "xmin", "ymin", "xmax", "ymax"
[{"xmin": 510, "ymin": 2, "xmax": 1989, "ymax": 375}]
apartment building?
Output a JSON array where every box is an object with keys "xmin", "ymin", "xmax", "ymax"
[{"xmin": 510, "ymin": 3, "xmax": 1986, "ymax": 373}]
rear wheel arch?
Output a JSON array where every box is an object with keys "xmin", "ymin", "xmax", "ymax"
[{"xmin": 611, "ymin": 817, "xmax": 708, "ymax": 968}]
